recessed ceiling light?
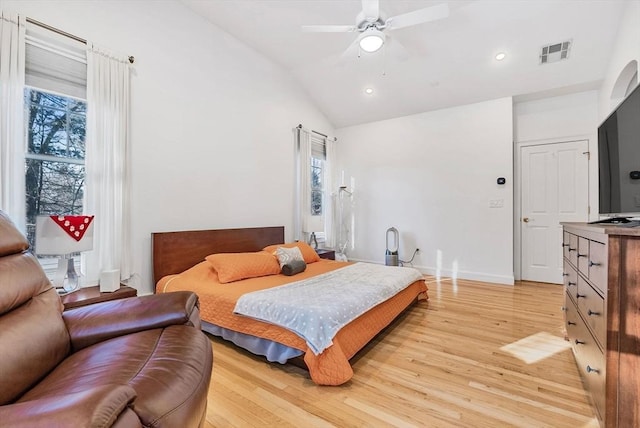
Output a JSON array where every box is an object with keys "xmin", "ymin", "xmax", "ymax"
[
  {"xmin": 495, "ymin": 52, "xmax": 506, "ymax": 61},
  {"xmin": 364, "ymin": 87, "xmax": 374, "ymax": 95}
]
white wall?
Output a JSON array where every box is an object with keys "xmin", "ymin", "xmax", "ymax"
[
  {"xmin": 514, "ymin": 91, "xmax": 599, "ymax": 144},
  {"xmin": 335, "ymin": 97, "xmax": 514, "ymax": 285},
  {"xmin": 2, "ymin": 0, "xmax": 333, "ymax": 293},
  {"xmin": 598, "ymin": 0, "xmax": 640, "ymax": 119}
]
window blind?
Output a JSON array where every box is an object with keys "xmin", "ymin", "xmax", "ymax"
[
  {"xmin": 25, "ymin": 22, "xmax": 87, "ymax": 99},
  {"xmin": 311, "ymin": 134, "xmax": 326, "ymax": 160}
]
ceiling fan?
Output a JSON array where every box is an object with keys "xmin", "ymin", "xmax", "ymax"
[{"xmin": 302, "ymin": 0, "xmax": 449, "ymax": 57}]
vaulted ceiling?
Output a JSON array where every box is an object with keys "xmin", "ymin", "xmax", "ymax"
[{"xmin": 181, "ymin": 0, "xmax": 628, "ymax": 128}]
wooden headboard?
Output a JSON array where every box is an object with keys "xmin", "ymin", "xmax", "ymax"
[{"xmin": 152, "ymin": 226, "xmax": 285, "ymax": 285}]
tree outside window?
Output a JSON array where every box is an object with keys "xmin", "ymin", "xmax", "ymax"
[
  {"xmin": 24, "ymin": 88, "xmax": 87, "ymax": 248},
  {"xmin": 311, "ymin": 157, "xmax": 324, "ymax": 217}
]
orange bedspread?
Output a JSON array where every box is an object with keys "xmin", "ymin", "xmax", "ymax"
[{"xmin": 157, "ymin": 260, "xmax": 428, "ymax": 385}]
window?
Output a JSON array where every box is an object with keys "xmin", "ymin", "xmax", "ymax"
[
  {"xmin": 311, "ymin": 149, "xmax": 325, "ymax": 217},
  {"xmin": 24, "ymin": 89, "xmax": 87, "ymax": 247},
  {"xmin": 294, "ymin": 126, "xmax": 335, "ymax": 246},
  {"xmin": 311, "ymin": 158, "xmax": 323, "ymax": 215},
  {"xmin": 23, "ymin": 20, "xmax": 87, "ymax": 267},
  {"xmin": 308, "ymin": 134, "xmax": 327, "ymax": 241}
]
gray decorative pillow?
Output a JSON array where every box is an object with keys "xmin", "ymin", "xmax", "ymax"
[
  {"xmin": 275, "ymin": 246, "xmax": 304, "ymax": 268},
  {"xmin": 282, "ymin": 259, "xmax": 307, "ymax": 276}
]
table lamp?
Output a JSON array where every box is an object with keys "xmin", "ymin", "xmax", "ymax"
[
  {"xmin": 35, "ymin": 215, "xmax": 94, "ymax": 293},
  {"xmin": 303, "ymin": 214, "xmax": 324, "ymax": 249}
]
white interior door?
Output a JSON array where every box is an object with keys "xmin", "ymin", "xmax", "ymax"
[{"xmin": 521, "ymin": 140, "xmax": 589, "ymax": 283}]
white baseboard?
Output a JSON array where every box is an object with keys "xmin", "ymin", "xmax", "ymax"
[{"xmin": 347, "ymin": 258, "xmax": 515, "ymax": 286}]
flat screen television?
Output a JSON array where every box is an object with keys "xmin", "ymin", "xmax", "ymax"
[{"xmin": 596, "ymin": 83, "xmax": 640, "ymax": 222}]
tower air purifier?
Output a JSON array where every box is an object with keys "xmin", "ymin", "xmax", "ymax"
[{"xmin": 385, "ymin": 227, "xmax": 399, "ymax": 266}]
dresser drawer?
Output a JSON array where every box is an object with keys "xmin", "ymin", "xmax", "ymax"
[
  {"xmin": 564, "ymin": 294, "xmax": 580, "ymax": 334},
  {"xmin": 565, "ymin": 232, "xmax": 578, "ymax": 267},
  {"xmin": 577, "ymin": 237, "xmax": 590, "ymax": 277},
  {"xmin": 563, "ymin": 231, "xmax": 573, "ymax": 260},
  {"xmin": 574, "ymin": 331, "xmax": 606, "ymax": 422},
  {"xmin": 588, "ymin": 240, "xmax": 607, "ymax": 294},
  {"xmin": 563, "ymin": 262, "xmax": 578, "ymax": 304},
  {"xmin": 576, "ymin": 276, "xmax": 605, "ymax": 348}
]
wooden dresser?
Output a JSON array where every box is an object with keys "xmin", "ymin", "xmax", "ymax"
[{"xmin": 561, "ymin": 223, "xmax": 640, "ymax": 427}]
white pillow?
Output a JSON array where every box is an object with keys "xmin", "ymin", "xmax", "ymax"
[{"xmin": 275, "ymin": 246, "xmax": 304, "ymax": 268}]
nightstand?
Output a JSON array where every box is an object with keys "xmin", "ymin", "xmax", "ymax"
[
  {"xmin": 60, "ymin": 285, "xmax": 137, "ymax": 310},
  {"xmin": 316, "ymin": 248, "xmax": 336, "ymax": 260}
]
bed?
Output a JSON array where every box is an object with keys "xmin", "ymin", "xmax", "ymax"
[{"xmin": 152, "ymin": 226, "xmax": 428, "ymax": 385}]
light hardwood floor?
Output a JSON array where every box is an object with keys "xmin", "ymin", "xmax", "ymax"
[{"xmin": 203, "ymin": 277, "xmax": 599, "ymax": 428}]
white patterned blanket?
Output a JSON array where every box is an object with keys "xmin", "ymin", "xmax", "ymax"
[{"xmin": 233, "ymin": 262, "xmax": 423, "ymax": 355}]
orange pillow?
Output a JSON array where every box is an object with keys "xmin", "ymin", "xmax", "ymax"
[
  {"xmin": 263, "ymin": 241, "xmax": 321, "ymax": 264},
  {"xmin": 205, "ymin": 251, "xmax": 280, "ymax": 283}
]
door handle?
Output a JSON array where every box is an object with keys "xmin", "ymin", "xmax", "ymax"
[{"xmin": 523, "ymin": 217, "xmax": 530, "ymax": 223}]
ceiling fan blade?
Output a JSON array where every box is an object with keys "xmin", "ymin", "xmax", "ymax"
[
  {"xmin": 361, "ymin": 0, "xmax": 380, "ymax": 22},
  {"xmin": 302, "ymin": 24, "xmax": 357, "ymax": 33},
  {"xmin": 340, "ymin": 36, "xmax": 362, "ymax": 60},
  {"xmin": 385, "ymin": 3, "xmax": 449, "ymax": 30},
  {"xmin": 385, "ymin": 35, "xmax": 410, "ymax": 62}
]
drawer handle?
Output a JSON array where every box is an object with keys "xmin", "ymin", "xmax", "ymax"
[
  {"xmin": 576, "ymin": 293, "xmax": 586, "ymax": 299},
  {"xmin": 568, "ymin": 247, "xmax": 576, "ymax": 252},
  {"xmin": 587, "ymin": 309, "xmax": 600, "ymax": 316},
  {"xmin": 568, "ymin": 281, "xmax": 576, "ymax": 287},
  {"xmin": 561, "ymin": 306, "xmax": 567, "ymax": 311},
  {"xmin": 586, "ymin": 365, "xmax": 600, "ymax": 374},
  {"xmin": 567, "ymin": 321, "xmax": 576, "ymax": 326},
  {"xmin": 588, "ymin": 260, "xmax": 601, "ymax": 267},
  {"xmin": 575, "ymin": 339, "xmax": 585, "ymax": 345},
  {"xmin": 577, "ymin": 253, "xmax": 587, "ymax": 258},
  {"xmin": 562, "ymin": 243, "xmax": 570, "ymax": 248},
  {"xmin": 562, "ymin": 272, "xmax": 569, "ymax": 277}
]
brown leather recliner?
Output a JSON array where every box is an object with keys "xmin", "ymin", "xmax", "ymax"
[{"xmin": 0, "ymin": 211, "xmax": 213, "ymax": 427}]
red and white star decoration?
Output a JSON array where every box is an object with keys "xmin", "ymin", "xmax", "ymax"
[{"xmin": 50, "ymin": 215, "xmax": 95, "ymax": 241}]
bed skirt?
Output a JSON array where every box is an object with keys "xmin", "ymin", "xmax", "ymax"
[{"xmin": 202, "ymin": 321, "xmax": 304, "ymax": 364}]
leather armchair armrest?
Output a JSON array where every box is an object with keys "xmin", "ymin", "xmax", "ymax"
[
  {"xmin": 0, "ymin": 385, "xmax": 137, "ymax": 428},
  {"xmin": 63, "ymin": 291, "xmax": 201, "ymax": 352}
]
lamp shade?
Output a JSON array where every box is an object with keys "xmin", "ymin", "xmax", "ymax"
[
  {"xmin": 35, "ymin": 215, "xmax": 94, "ymax": 255},
  {"xmin": 303, "ymin": 215, "xmax": 324, "ymax": 233}
]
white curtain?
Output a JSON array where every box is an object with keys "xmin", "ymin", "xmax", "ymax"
[
  {"xmin": 293, "ymin": 126, "xmax": 312, "ymax": 242},
  {"xmin": 0, "ymin": 12, "xmax": 26, "ymax": 231},
  {"xmin": 324, "ymin": 137, "xmax": 337, "ymax": 248},
  {"xmin": 84, "ymin": 45, "xmax": 131, "ymax": 284}
]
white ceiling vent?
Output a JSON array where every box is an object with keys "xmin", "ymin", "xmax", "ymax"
[{"xmin": 540, "ymin": 40, "xmax": 572, "ymax": 64}]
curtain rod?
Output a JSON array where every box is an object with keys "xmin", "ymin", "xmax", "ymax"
[
  {"xmin": 26, "ymin": 17, "xmax": 135, "ymax": 64},
  {"xmin": 296, "ymin": 124, "xmax": 337, "ymax": 142}
]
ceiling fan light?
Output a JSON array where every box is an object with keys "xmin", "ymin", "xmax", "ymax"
[{"xmin": 359, "ymin": 28, "xmax": 385, "ymax": 53}]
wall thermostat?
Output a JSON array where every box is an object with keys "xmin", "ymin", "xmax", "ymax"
[{"xmin": 497, "ymin": 177, "xmax": 506, "ymax": 185}]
